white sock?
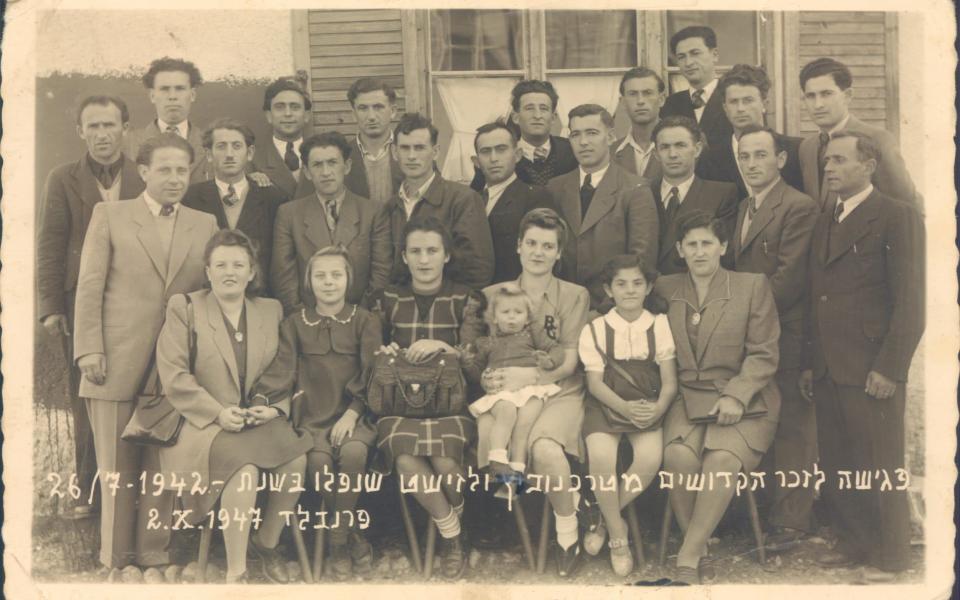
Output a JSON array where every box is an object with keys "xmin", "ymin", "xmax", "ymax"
[
  {"xmin": 488, "ymin": 449, "xmax": 509, "ymax": 464},
  {"xmin": 433, "ymin": 507, "xmax": 461, "ymax": 539},
  {"xmin": 509, "ymin": 461, "xmax": 526, "ymax": 473},
  {"xmin": 554, "ymin": 511, "xmax": 579, "ymax": 550}
]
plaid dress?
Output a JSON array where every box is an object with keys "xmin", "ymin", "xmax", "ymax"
[{"xmin": 374, "ymin": 281, "xmax": 477, "ymax": 470}]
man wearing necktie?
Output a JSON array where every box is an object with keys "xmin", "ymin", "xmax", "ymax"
[
  {"xmin": 730, "ymin": 125, "xmax": 818, "ymax": 552},
  {"xmin": 37, "ymin": 95, "xmax": 145, "ymax": 519},
  {"xmin": 74, "ymin": 133, "xmax": 219, "ymax": 577},
  {"xmin": 249, "ymin": 78, "xmax": 315, "ymax": 201},
  {"xmin": 547, "ymin": 104, "xmax": 659, "ymax": 311},
  {"xmin": 801, "ymin": 131, "xmax": 924, "ymax": 583}
]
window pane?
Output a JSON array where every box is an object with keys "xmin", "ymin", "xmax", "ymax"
[
  {"xmin": 666, "ymin": 11, "xmax": 758, "ymax": 67},
  {"xmin": 430, "ymin": 10, "xmax": 523, "ymax": 71},
  {"xmin": 546, "ymin": 11, "xmax": 636, "ymax": 69}
]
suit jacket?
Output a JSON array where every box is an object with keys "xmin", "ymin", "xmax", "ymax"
[
  {"xmin": 37, "ymin": 155, "xmax": 144, "ymax": 321},
  {"xmin": 385, "ymin": 176, "xmax": 495, "ymax": 290},
  {"xmin": 74, "ymin": 196, "xmax": 219, "ymax": 401},
  {"xmin": 804, "ymin": 189, "xmax": 924, "ymax": 385},
  {"xmin": 250, "ymin": 137, "xmax": 312, "ymax": 201},
  {"xmin": 343, "ymin": 135, "xmax": 403, "ymax": 205},
  {"xmin": 701, "ymin": 131, "xmax": 803, "ymax": 198},
  {"xmin": 470, "ymin": 135, "xmax": 579, "ymax": 191},
  {"xmin": 272, "ymin": 189, "xmax": 392, "ymax": 314},
  {"xmin": 124, "ymin": 121, "xmax": 208, "ymax": 184},
  {"xmin": 651, "ymin": 176, "xmax": 739, "ymax": 276},
  {"xmin": 661, "ymin": 87, "xmax": 733, "ymax": 181},
  {"xmin": 799, "ymin": 115, "xmax": 920, "ymax": 212},
  {"xmin": 732, "ymin": 179, "xmax": 818, "ymax": 370},
  {"xmin": 610, "ymin": 137, "xmax": 663, "ymax": 182},
  {"xmin": 548, "ymin": 163, "xmax": 659, "ymax": 309},
  {"xmin": 488, "ymin": 178, "xmax": 555, "ymax": 284},
  {"xmin": 182, "ymin": 177, "xmax": 284, "ymax": 292}
]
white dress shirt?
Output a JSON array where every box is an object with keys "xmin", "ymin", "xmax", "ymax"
[
  {"xmin": 142, "ymin": 191, "xmax": 179, "ymax": 217},
  {"xmin": 518, "ymin": 137, "xmax": 551, "ymax": 162},
  {"xmin": 660, "ymin": 174, "xmax": 696, "ymax": 209},
  {"xmin": 836, "ymin": 184, "xmax": 874, "ymax": 223},
  {"xmin": 484, "ymin": 172, "xmax": 517, "ymax": 215},
  {"xmin": 691, "ymin": 78, "xmax": 718, "ymax": 123},
  {"xmin": 157, "ymin": 119, "xmax": 189, "ymax": 138},
  {"xmin": 215, "ymin": 177, "xmax": 249, "ymax": 229},
  {"xmin": 274, "ymin": 136, "xmax": 303, "ymax": 179},
  {"xmin": 741, "ymin": 176, "xmax": 781, "ymax": 243},
  {"xmin": 399, "ymin": 173, "xmax": 436, "ymax": 218},
  {"xmin": 579, "ymin": 163, "xmax": 609, "ymax": 189},
  {"xmin": 616, "ymin": 133, "xmax": 655, "ymax": 177}
]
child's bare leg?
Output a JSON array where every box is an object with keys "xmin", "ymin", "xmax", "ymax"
[
  {"xmin": 509, "ymin": 397, "xmax": 544, "ymax": 469},
  {"xmin": 488, "ymin": 400, "xmax": 518, "ymax": 468}
]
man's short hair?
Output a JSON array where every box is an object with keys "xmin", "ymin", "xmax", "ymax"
[
  {"xmin": 263, "ymin": 77, "xmax": 312, "ymax": 111},
  {"xmin": 300, "ymin": 131, "xmax": 353, "ymax": 166},
  {"xmin": 510, "ymin": 80, "xmax": 559, "ymax": 112},
  {"xmin": 799, "ymin": 57, "xmax": 853, "ymax": 91},
  {"xmin": 75, "ymin": 95, "xmax": 129, "ymax": 126},
  {"xmin": 202, "ymin": 118, "xmax": 256, "ymax": 150},
  {"xmin": 473, "ymin": 120, "xmax": 518, "ymax": 152},
  {"xmin": 718, "ymin": 64, "xmax": 771, "ymax": 101},
  {"xmin": 619, "ymin": 67, "xmax": 666, "ymax": 95},
  {"xmin": 136, "ymin": 133, "xmax": 195, "ymax": 166},
  {"xmin": 347, "ymin": 77, "xmax": 398, "ymax": 107},
  {"xmin": 829, "ymin": 130, "xmax": 882, "ymax": 164},
  {"xmin": 568, "ymin": 104, "xmax": 615, "ymax": 130},
  {"xmin": 737, "ymin": 125, "xmax": 787, "ymax": 155},
  {"xmin": 142, "ymin": 57, "xmax": 203, "ymax": 88},
  {"xmin": 652, "ymin": 115, "xmax": 702, "ymax": 144},
  {"xmin": 670, "ymin": 25, "xmax": 717, "ymax": 55},
  {"xmin": 394, "ymin": 113, "xmax": 439, "ymax": 146}
]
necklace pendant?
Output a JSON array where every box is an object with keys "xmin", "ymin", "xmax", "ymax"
[
  {"xmin": 234, "ymin": 331, "xmax": 244, "ymax": 343},
  {"xmin": 691, "ymin": 312, "xmax": 701, "ymax": 326}
]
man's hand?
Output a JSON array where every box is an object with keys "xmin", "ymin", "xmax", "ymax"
[
  {"xmin": 248, "ymin": 172, "xmax": 273, "ymax": 188},
  {"xmin": 798, "ymin": 369, "xmax": 814, "ymax": 402},
  {"xmin": 865, "ymin": 371, "xmax": 897, "ymax": 399},
  {"xmin": 43, "ymin": 314, "xmax": 70, "ymax": 336},
  {"xmin": 78, "ymin": 353, "xmax": 106, "ymax": 385}
]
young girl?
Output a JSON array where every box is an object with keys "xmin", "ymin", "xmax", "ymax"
[
  {"xmin": 577, "ymin": 254, "xmax": 678, "ymax": 577},
  {"xmin": 251, "ymin": 246, "xmax": 383, "ymax": 580},
  {"xmin": 464, "ymin": 283, "xmax": 565, "ymax": 488}
]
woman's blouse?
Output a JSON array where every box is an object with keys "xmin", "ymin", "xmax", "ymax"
[{"xmin": 578, "ymin": 309, "xmax": 676, "ymax": 373}]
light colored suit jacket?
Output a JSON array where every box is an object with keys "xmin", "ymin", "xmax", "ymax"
[
  {"xmin": 73, "ymin": 196, "xmax": 219, "ymax": 401},
  {"xmin": 124, "ymin": 121, "xmax": 209, "ymax": 184}
]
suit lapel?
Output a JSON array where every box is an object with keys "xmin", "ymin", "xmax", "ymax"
[
  {"xmin": 739, "ymin": 180, "xmax": 783, "ymax": 254},
  {"xmin": 556, "ymin": 171, "xmax": 583, "ymax": 234},
  {"xmin": 132, "ymin": 196, "xmax": 168, "ymax": 279},
  {"xmin": 668, "ymin": 279, "xmax": 697, "ymax": 367},
  {"xmin": 234, "ymin": 179, "xmax": 262, "ymax": 232},
  {"xmin": 205, "ymin": 294, "xmax": 241, "ymax": 392},
  {"xmin": 701, "ymin": 91, "xmax": 725, "ymax": 129},
  {"xmin": 488, "ymin": 178, "xmax": 521, "ymax": 220},
  {"xmin": 118, "ymin": 157, "xmax": 144, "ymax": 199},
  {"xmin": 826, "ymin": 192, "xmax": 880, "ymax": 265},
  {"xmin": 694, "ymin": 269, "xmax": 732, "ymax": 363},
  {"xmin": 303, "ymin": 195, "xmax": 332, "ymax": 251},
  {"xmin": 642, "ymin": 152, "xmax": 662, "ymax": 181},
  {"xmin": 579, "ymin": 166, "xmax": 618, "ymax": 233},
  {"xmin": 334, "ymin": 191, "xmax": 362, "ymax": 246},
  {"xmin": 261, "ymin": 140, "xmax": 297, "ymax": 195},
  {"xmin": 243, "ymin": 297, "xmax": 264, "ymax": 396},
  {"xmin": 166, "ymin": 207, "xmax": 197, "ymax": 290},
  {"xmin": 201, "ymin": 182, "xmax": 229, "ymax": 228},
  {"xmin": 72, "ymin": 159, "xmax": 103, "ymax": 214}
]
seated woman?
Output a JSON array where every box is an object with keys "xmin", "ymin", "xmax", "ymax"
[
  {"xmin": 251, "ymin": 246, "xmax": 382, "ymax": 580},
  {"xmin": 156, "ymin": 229, "xmax": 311, "ymax": 584},
  {"xmin": 654, "ymin": 210, "xmax": 781, "ymax": 584},
  {"xmin": 374, "ymin": 216, "xmax": 476, "ymax": 579}
]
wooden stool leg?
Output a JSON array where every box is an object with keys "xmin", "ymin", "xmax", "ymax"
[
  {"xmin": 290, "ymin": 520, "xmax": 314, "ymax": 583},
  {"xmin": 658, "ymin": 496, "xmax": 672, "ymax": 566},
  {"xmin": 512, "ymin": 495, "xmax": 537, "ymax": 571},
  {"xmin": 744, "ymin": 486, "xmax": 766, "ymax": 564},
  {"xmin": 197, "ymin": 526, "xmax": 212, "ymax": 583},
  {"xmin": 312, "ymin": 500, "xmax": 326, "ymax": 581},
  {"xmin": 423, "ymin": 522, "xmax": 437, "ymax": 580},
  {"xmin": 397, "ymin": 481, "xmax": 423, "ymax": 573},
  {"xmin": 625, "ymin": 501, "xmax": 644, "ymax": 565},
  {"xmin": 536, "ymin": 494, "xmax": 551, "ymax": 574}
]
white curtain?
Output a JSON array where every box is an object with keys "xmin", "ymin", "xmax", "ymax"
[
  {"xmin": 552, "ymin": 75, "xmax": 622, "ymax": 137},
  {"xmin": 436, "ymin": 78, "xmax": 515, "ymax": 183}
]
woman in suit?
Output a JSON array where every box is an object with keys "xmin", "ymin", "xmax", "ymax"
[
  {"xmin": 156, "ymin": 229, "xmax": 311, "ymax": 584},
  {"xmin": 654, "ymin": 210, "xmax": 781, "ymax": 584}
]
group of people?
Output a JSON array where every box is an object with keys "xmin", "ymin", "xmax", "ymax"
[{"xmin": 37, "ymin": 24, "xmax": 924, "ymax": 586}]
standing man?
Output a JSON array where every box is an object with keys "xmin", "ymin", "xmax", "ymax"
[
  {"xmin": 125, "ymin": 57, "xmax": 208, "ymax": 184},
  {"xmin": 471, "ymin": 121, "xmax": 554, "ymax": 284},
  {"xmin": 798, "ymin": 58, "xmax": 919, "ymax": 210},
  {"xmin": 548, "ymin": 104, "xmax": 659, "ymax": 310},
  {"xmin": 649, "ymin": 116, "xmax": 738, "ymax": 276},
  {"xmin": 37, "ymin": 95, "xmax": 145, "ymax": 517},
  {"xmin": 801, "ymin": 131, "xmax": 924, "ymax": 583},
  {"xmin": 386, "ymin": 113, "xmax": 494, "ymax": 290},
  {"xmin": 74, "ymin": 134, "xmax": 219, "ymax": 576},
  {"xmin": 611, "ymin": 67, "xmax": 666, "ymax": 182},
  {"xmin": 272, "ymin": 131, "xmax": 392, "ymax": 314},
  {"xmin": 344, "ymin": 77, "xmax": 404, "ymax": 207},
  {"xmin": 660, "ymin": 26, "xmax": 733, "ymax": 181},
  {"xmin": 249, "ymin": 77, "xmax": 314, "ymax": 200},
  {"xmin": 182, "ymin": 119, "xmax": 285, "ymax": 291},
  {"xmin": 731, "ymin": 125, "xmax": 819, "ymax": 549}
]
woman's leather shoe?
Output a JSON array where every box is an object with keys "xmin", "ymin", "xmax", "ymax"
[
  {"xmin": 439, "ymin": 533, "xmax": 467, "ymax": 579},
  {"xmin": 248, "ymin": 535, "xmax": 290, "ymax": 584},
  {"xmin": 556, "ymin": 542, "xmax": 582, "ymax": 578}
]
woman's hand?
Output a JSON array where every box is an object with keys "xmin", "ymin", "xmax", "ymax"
[
  {"xmin": 330, "ymin": 410, "xmax": 359, "ymax": 448},
  {"xmin": 217, "ymin": 406, "xmax": 247, "ymax": 432},
  {"xmin": 534, "ymin": 350, "xmax": 557, "ymax": 370},
  {"xmin": 630, "ymin": 399, "xmax": 669, "ymax": 428},
  {"xmin": 246, "ymin": 405, "xmax": 280, "ymax": 427},
  {"xmin": 404, "ymin": 340, "xmax": 451, "ymax": 363},
  {"xmin": 378, "ymin": 342, "xmax": 401, "ymax": 356},
  {"xmin": 709, "ymin": 396, "xmax": 744, "ymax": 426},
  {"xmin": 484, "ymin": 366, "xmax": 540, "ymax": 394}
]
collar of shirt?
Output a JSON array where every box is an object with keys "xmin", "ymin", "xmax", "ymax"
[
  {"xmin": 86, "ymin": 153, "xmax": 123, "ymax": 179},
  {"xmin": 604, "ymin": 307, "xmax": 654, "ymax": 333},
  {"xmin": 215, "ymin": 177, "xmax": 248, "ymax": 201},
  {"xmin": 660, "ymin": 174, "xmax": 696, "ymax": 206},
  {"xmin": 616, "ymin": 132, "xmax": 655, "ymax": 157},
  {"xmin": 484, "ymin": 172, "xmax": 517, "ymax": 213},
  {"xmin": 518, "ymin": 137, "xmax": 551, "ymax": 162},
  {"xmin": 579, "ymin": 163, "xmax": 609, "ymax": 188},
  {"xmin": 273, "ymin": 136, "xmax": 303, "ymax": 162},
  {"xmin": 316, "ymin": 190, "xmax": 345, "ymax": 212},
  {"xmin": 837, "ymin": 184, "xmax": 874, "ymax": 221},
  {"xmin": 399, "ymin": 173, "xmax": 436, "ymax": 209},
  {"xmin": 515, "ymin": 274, "xmax": 561, "ymax": 312},
  {"xmin": 827, "ymin": 114, "xmax": 851, "ymax": 137},
  {"xmin": 690, "ymin": 78, "xmax": 718, "ymax": 105},
  {"xmin": 143, "ymin": 192, "xmax": 179, "ymax": 217},
  {"xmin": 749, "ymin": 176, "xmax": 782, "ymax": 210},
  {"xmin": 157, "ymin": 119, "xmax": 189, "ymax": 138},
  {"xmin": 357, "ymin": 132, "xmax": 394, "ymax": 162}
]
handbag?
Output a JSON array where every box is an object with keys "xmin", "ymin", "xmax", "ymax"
[
  {"xmin": 366, "ymin": 351, "xmax": 465, "ymax": 418},
  {"xmin": 121, "ymin": 295, "xmax": 196, "ymax": 446},
  {"xmin": 586, "ymin": 322, "xmax": 660, "ymax": 428},
  {"xmin": 681, "ymin": 379, "xmax": 769, "ymax": 424}
]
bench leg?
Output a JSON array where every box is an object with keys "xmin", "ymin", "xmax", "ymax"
[
  {"xmin": 744, "ymin": 486, "xmax": 766, "ymax": 564},
  {"xmin": 291, "ymin": 519, "xmax": 314, "ymax": 583},
  {"xmin": 658, "ymin": 496, "xmax": 672, "ymax": 566},
  {"xmin": 312, "ymin": 500, "xmax": 326, "ymax": 581},
  {"xmin": 423, "ymin": 522, "xmax": 437, "ymax": 580},
  {"xmin": 625, "ymin": 500, "xmax": 644, "ymax": 565},
  {"xmin": 512, "ymin": 495, "xmax": 537, "ymax": 571},
  {"xmin": 536, "ymin": 494, "xmax": 551, "ymax": 574},
  {"xmin": 197, "ymin": 526, "xmax": 212, "ymax": 583},
  {"xmin": 397, "ymin": 481, "xmax": 423, "ymax": 573}
]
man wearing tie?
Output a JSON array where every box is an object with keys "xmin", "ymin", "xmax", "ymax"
[
  {"xmin": 124, "ymin": 57, "xmax": 208, "ymax": 184},
  {"xmin": 344, "ymin": 77, "xmax": 404, "ymax": 207},
  {"xmin": 731, "ymin": 125, "xmax": 818, "ymax": 550},
  {"xmin": 800, "ymin": 131, "xmax": 924, "ymax": 583},
  {"xmin": 249, "ymin": 77, "xmax": 314, "ymax": 200},
  {"xmin": 611, "ymin": 67, "xmax": 665, "ymax": 182},
  {"xmin": 74, "ymin": 134, "xmax": 219, "ymax": 577}
]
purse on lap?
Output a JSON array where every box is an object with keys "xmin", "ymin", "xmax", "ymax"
[
  {"xmin": 681, "ymin": 379, "xmax": 768, "ymax": 424},
  {"xmin": 366, "ymin": 351, "xmax": 465, "ymax": 418}
]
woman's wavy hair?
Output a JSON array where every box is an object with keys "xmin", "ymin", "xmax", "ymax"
[{"xmin": 203, "ymin": 229, "xmax": 262, "ymax": 297}]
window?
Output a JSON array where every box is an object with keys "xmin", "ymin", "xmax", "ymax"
[
  {"xmin": 665, "ymin": 11, "xmax": 762, "ymax": 92},
  {"xmin": 430, "ymin": 10, "xmax": 524, "ymax": 71},
  {"xmin": 545, "ymin": 11, "xmax": 637, "ymax": 69}
]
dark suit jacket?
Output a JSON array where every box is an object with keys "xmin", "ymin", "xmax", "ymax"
[
  {"xmin": 471, "ymin": 135, "xmax": 579, "ymax": 191},
  {"xmin": 37, "ymin": 155, "xmax": 144, "ymax": 321},
  {"xmin": 385, "ymin": 176, "xmax": 495, "ymax": 290},
  {"xmin": 181, "ymin": 177, "xmax": 284, "ymax": 292},
  {"xmin": 548, "ymin": 163, "xmax": 659, "ymax": 309},
  {"xmin": 487, "ymin": 178, "xmax": 555, "ymax": 284},
  {"xmin": 343, "ymin": 135, "xmax": 403, "ymax": 206},
  {"xmin": 651, "ymin": 176, "xmax": 739, "ymax": 276},
  {"xmin": 250, "ymin": 137, "xmax": 312, "ymax": 201},
  {"xmin": 804, "ymin": 189, "xmax": 924, "ymax": 385},
  {"xmin": 701, "ymin": 131, "xmax": 803, "ymax": 198},
  {"xmin": 660, "ymin": 86, "xmax": 733, "ymax": 181},
  {"xmin": 610, "ymin": 137, "xmax": 662, "ymax": 182},
  {"xmin": 124, "ymin": 121, "xmax": 208, "ymax": 184},
  {"xmin": 271, "ymin": 189, "xmax": 393, "ymax": 314},
  {"xmin": 732, "ymin": 179, "xmax": 818, "ymax": 370}
]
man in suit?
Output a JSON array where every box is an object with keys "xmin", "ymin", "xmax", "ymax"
[
  {"xmin": 344, "ymin": 77, "xmax": 404, "ymax": 207},
  {"xmin": 74, "ymin": 134, "xmax": 219, "ymax": 575},
  {"xmin": 660, "ymin": 26, "xmax": 733, "ymax": 181},
  {"xmin": 798, "ymin": 58, "xmax": 920, "ymax": 211},
  {"xmin": 249, "ymin": 77, "xmax": 313, "ymax": 201},
  {"xmin": 124, "ymin": 57, "xmax": 208, "ymax": 184},
  {"xmin": 800, "ymin": 131, "xmax": 924, "ymax": 583},
  {"xmin": 182, "ymin": 118, "xmax": 285, "ymax": 292},
  {"xmin": 650, "ymin": 116, "xmax": 738, "ymax": 276},
  {"xmin": 471, "ymin": 80, "xmax": 578, "ymax": 191},
  {"xmin": 702, "ymin": 64, "xmax": 804, "ymax": 196},
  {"xmin": 272, "ymin": 131, "xmax": 392, "ymax": 314},
  {"xmin": 471, "ymin": 121, "xmax": 554, "ymax": 284},
  {"xmin": 611, "ymin": 67, "xmax": 665, "ymax": 182},
  {"xmin": 730, "ymin": 125, "xmax": 819, "ymax": 549},
  {"xmin": 37, "ymin": 95, "xmax": 145, "ymax": 516},
  {"xmin": 386, "ymin": 113, "xmax": 494, "ymax": 290},
  {"xmin": 548, "ymin": 104, "xmax": 659, "ymax": 310}
]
